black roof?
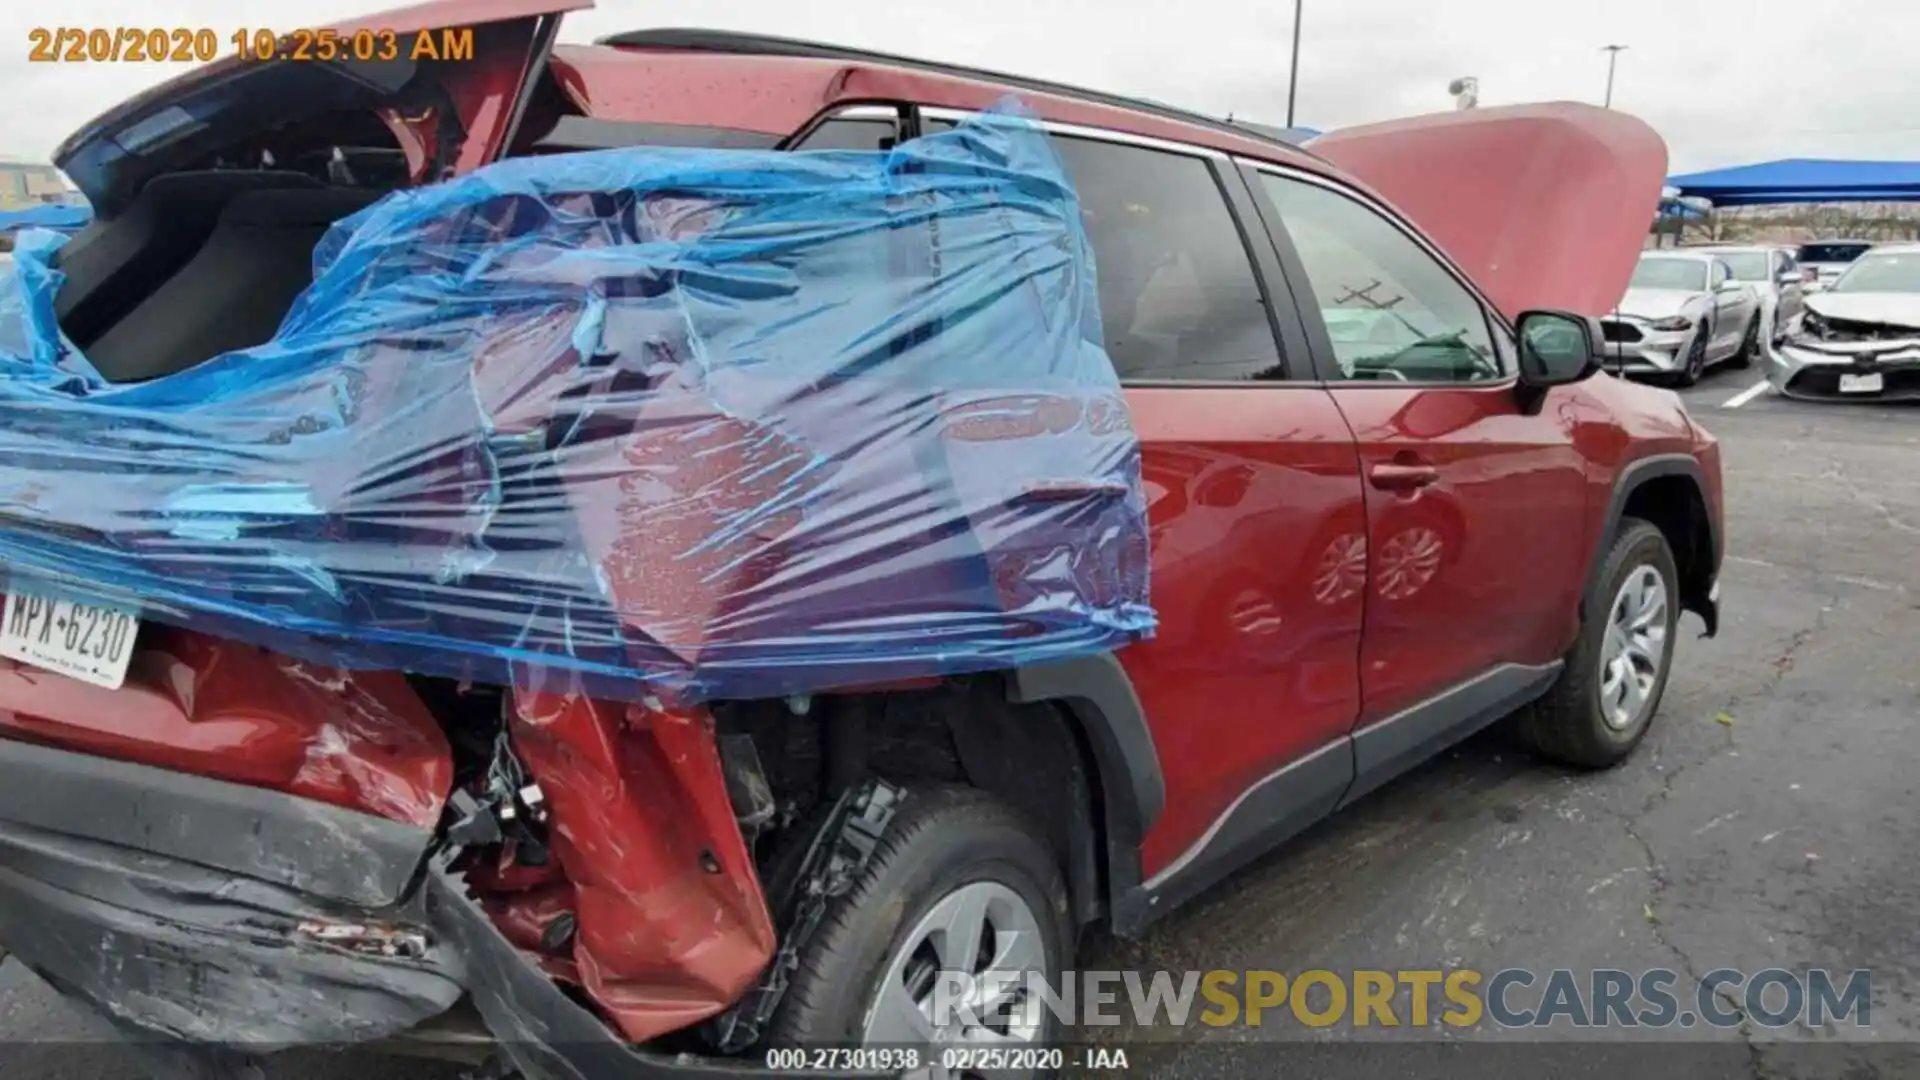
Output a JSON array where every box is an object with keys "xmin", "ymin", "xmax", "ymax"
[{"xmin": 597, "ymin": 28, "xmax": 1314, "ymax": 159}]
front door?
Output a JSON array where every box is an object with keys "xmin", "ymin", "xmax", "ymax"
[{"xmin": 1249, "ymin": 169, "xmax": 1590, "ymax": 727}]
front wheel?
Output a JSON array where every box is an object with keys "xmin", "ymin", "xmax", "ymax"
[
  {"xmin": 764, "ymin": 786, "xmax": 1073, "ymax": 1065},
  {"xmin": 1515, "ymin": 519, "xmax": 1680, "ymax": 768},
  {"xmin": 1674, "ymin": 324, "xmax": 1709, "ymax": 387},
  {"xmin": 1729, "ymin": 314, "xmax": 1759, "ymax": 369}
]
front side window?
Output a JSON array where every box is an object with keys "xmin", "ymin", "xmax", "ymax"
[
  {"xmin": 1631, "ymin": 258, "xmax": 1709, "ymax": 292},
  {"xmin": 1257, "ymin": 173, "xmax": 1500, "ymax": 384}
]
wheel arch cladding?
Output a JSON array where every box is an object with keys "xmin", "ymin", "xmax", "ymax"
[
  {"xmin": 1591, "ymin": 456, "xmax": 1719, "ymax": 636},
  {"xmin": 1002, "ymin": 652, "xmax": 1163, "ymax": 928}
]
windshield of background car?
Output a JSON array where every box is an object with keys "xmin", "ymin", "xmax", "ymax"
[
  {"xmin": 1630, "ymin": 258, "xmax": 1707, "ymax": 291},
  {"xmin": 1799, "ymin": 243, "xmax": 1873, "ymax": 264},
  {"xmin": 1715, "ymin": 252, "xmax": 1770, "ymax": 281},
  {"xmin": 1830, "ymin": 252, "xmax": 1920, "ymax": 294}
]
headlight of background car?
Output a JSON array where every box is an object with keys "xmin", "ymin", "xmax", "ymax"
[{"xmin": 1648, "ymin": 316, "xmax": 1693, "ymax": 332}]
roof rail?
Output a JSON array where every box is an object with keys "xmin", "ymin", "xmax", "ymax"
[{"xmin": 596, "ymin": 28, "xmax": 1314, "ymax": 159}]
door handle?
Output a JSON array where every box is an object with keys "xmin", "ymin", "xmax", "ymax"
[{"xmin": 1369, "ymin": 462, "xmax": 1439, "ymax": 491}]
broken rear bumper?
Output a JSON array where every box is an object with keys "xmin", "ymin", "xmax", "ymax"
[{"xmin": 0, "ymin": 736, "xmax": 856, "ymax": 1079}]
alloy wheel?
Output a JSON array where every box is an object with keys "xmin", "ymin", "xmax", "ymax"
[
  {"xmin": 859, "ymin": 881, "xmax": 1050, "ymax": 1052},
  {"xmin": 1598, "ymin": 565, "xmax": 1669, "ymax": 731}
]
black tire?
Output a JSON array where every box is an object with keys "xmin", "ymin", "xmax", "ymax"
[
  {"xmin": 1674, "ymin": 324, "xmax": 1708, "ymax": 387},
  {"xmin": 764, "ymin": 785, "xmax": 1073, "ymax": 1053},
  {"xmin": 1729, "ymin": 314, "xmax": 1759, "ymax": 370},
  {"xmin": 1515, "ymin": 519, "xmax": 1680, "ymax": 769}
]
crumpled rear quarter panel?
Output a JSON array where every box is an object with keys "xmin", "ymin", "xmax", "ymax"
[{"xmin": 0, "ymin": 627, "xmax": 451, "ymax": 827}]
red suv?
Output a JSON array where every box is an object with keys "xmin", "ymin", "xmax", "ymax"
[{"xmin": 0, "ymin": 2, "xmax": 1722, "ymax": 1076}]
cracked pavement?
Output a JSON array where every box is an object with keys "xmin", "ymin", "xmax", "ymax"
[{"xmin": 2, "ymin": 376, "xmax": 1914, "ymax": 1079}]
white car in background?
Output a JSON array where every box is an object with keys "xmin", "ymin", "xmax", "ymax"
[
  {"xmin": 1602, "ymin": 251, "xmax": 1762, "ymax": 386},
  {"xmin": 1693, "ymin": 245, "xmax": 1807, "ymax": 348},
  {"xmin": 1797, "ymin": 240, "xmax": 1874, "ymax": 293},
  {"xmin": 1773, "ymin": 242, "xmax": 1920, "ymax": 401}
]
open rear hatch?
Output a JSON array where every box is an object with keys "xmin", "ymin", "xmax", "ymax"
[
  {"xmin": 56, "ymin": 0, "xmax": 590, "ymax": 215},
  {"xmin": 45, "ymin": 0, "xmax": 589, "ymax": 387}
]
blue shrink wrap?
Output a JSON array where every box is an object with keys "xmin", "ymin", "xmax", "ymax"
[{"xmin": 0, "ymin": 109, "xmax": 1152, "ymax": 704}]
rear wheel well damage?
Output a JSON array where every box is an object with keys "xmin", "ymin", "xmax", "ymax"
[
  {"xmin": 714, "ymin": 673, "xmax": 1114, "ymax": 932},
  {"xmin": 1609, "ymin": 468, "xmax": 1718, "ymax": 636}
]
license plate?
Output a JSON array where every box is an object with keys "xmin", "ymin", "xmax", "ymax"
[
  {"xmin": 0, "ymin": 590, "xmax": 140, "ymax": 689},
  {"xmin": 1839, "ymin": 373, "xmax": 1884, "ymax": 394}
]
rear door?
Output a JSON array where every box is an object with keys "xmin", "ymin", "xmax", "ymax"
[
  {"xmin": 931, "ymin": 120, "xmax": 1369, "ymax": 889},
  {"xmin": 1245, "ymin": 164, "xmax": 1589, "ymax": 752}
]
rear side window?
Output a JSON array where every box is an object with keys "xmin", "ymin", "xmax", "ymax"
[
  {"xmin": 794, "ymin": 117, "xmax": 901, "ymax": 151},
  {"xmin": 1045, "ymin": 137, "xmax": 1282, "ymax": 382}
]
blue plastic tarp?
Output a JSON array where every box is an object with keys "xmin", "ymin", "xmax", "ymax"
[
  {"xmin": 0, "ymin": 109, "xmax": 1154, "ymax": 704},
  {"xmin": 1668, "ymin": 158, "xmax": 1920, "ymax": 206},
  {"xmin": 0, "ymin": 203, "xmax": 91, "ymax": 235}
]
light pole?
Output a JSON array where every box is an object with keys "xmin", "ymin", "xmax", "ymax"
[
  {"xmin": 1285, "ymin": 0, "xmax": 1304, "ymax": 128},
  {"xmin": 1601, "ymin": 44, "xmax": 1628, "ymax": 108}
]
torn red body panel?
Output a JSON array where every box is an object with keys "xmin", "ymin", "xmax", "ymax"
[
  {"xmin": 506, "ymin": 687, "xmax": 775, "ymax": 1042},
  {"xmin": 0, "ymin": 628, "xmax": 451, "ymax": 827},
  {"xmin": 1309, "ymin": 102, "xmax": 1669, "ymax": 321}
]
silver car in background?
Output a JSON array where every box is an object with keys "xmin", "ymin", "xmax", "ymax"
[
  {"xmin": 1602, "ymin": 251, "xmax": 1762, "ymax": 386},
  {"xmin": 1694, "ymin": 245, "xmax": 1808, "ymax": 347},
  {"xmin": 1798, "ymin": 240, "xmax": 1875, "ymax": 293},
  {"xmin": 1772, "ymin": 242, "xmax": 1920, "ymax": 401}
]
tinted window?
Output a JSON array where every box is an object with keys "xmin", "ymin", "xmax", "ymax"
[
  {"xmin": 1258, "ymin": 173, "xmax": 1500, "ymax": 384},
  {"xmin": 1630, "ymin": 258, "xmax": 1709, "ymax": 291},
  {"xmin": 1039, "ymin": 137, "xmax": 1281, "ymax": 382},
  {"xmin": 795, "ymin": 117, "xmax": 901, "ymax": 151},
  {"xmin": 1799, "ymin": 242, "xmax": 1873, "ymax": 264}
]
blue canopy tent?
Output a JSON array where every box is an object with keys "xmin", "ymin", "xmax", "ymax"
[
  {"xmin": 0, "ymin": 202, "xmax": 90, "ymax": 235},
  {"xmin": 1666, "ymin": 159, "xmax": 1920, "ymax": 207}
]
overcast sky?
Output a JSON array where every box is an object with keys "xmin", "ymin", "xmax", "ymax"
[{"xmin": 2, "ymin": 0, "xmax": 1915, "ymax": 174}]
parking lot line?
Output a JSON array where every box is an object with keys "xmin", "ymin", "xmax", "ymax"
[{"xmin": 1721, "ymin": 381, "xmax": 1771, "ymax": 409}]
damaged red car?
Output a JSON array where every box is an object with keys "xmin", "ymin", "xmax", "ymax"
[{"xmin": 0, "ymin": 2, "xmax": 1724, "ymax": 1077}]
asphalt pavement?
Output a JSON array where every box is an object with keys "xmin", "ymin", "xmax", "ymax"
[{"xmin": 2, "ymin": 361, "xmax": 1915, "ymax": 1079}]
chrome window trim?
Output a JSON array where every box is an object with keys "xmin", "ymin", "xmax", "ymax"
[
  {"xmin": 817, "ymin": 104, "xmax": 902, "ymax": 122},
  {"xmin": 919, "ymin": 105, "xmax": 1226, "ymax": 161}
]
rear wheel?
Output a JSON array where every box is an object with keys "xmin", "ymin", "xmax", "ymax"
[
  {"xmin": 1729, "ymin": 314, "xmax": 1759, "ymax": 369},
  {"xmin": 1515, "ymin": 519, "xmax": 1680, "ymax": 768},
  {"xmin": 765, "ymin": 785, "xmax": 1072, "ymax": 1067}
]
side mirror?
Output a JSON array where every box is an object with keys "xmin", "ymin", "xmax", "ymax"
[
  {"xmin": 1716, "ymin": 278, "xmax": 1745, "ymax": 292},
  {"xmin": 1778, "ymin": 272, "xmax": 1801, "ymax": 287},
  {"xmin": 1516, "ymin": 309, "xmax": 1604, "ymax": 389}
]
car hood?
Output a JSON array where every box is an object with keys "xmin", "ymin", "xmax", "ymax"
[
  {"xmin": 1309, "ymin": 102, "xmax": 1668, "ymax": 321},
  {"xmin": 1616, "ymin": 288, "xmax": 1702, "ymax": 321},
  {"xmin": 1803, "ymin": 292, "xmax": 1920, "ymax": 331}
]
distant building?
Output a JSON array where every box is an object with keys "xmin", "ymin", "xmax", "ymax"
[{"xmin": 0, "ymin": 160, "xmax": 83, "ymax": 211}]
